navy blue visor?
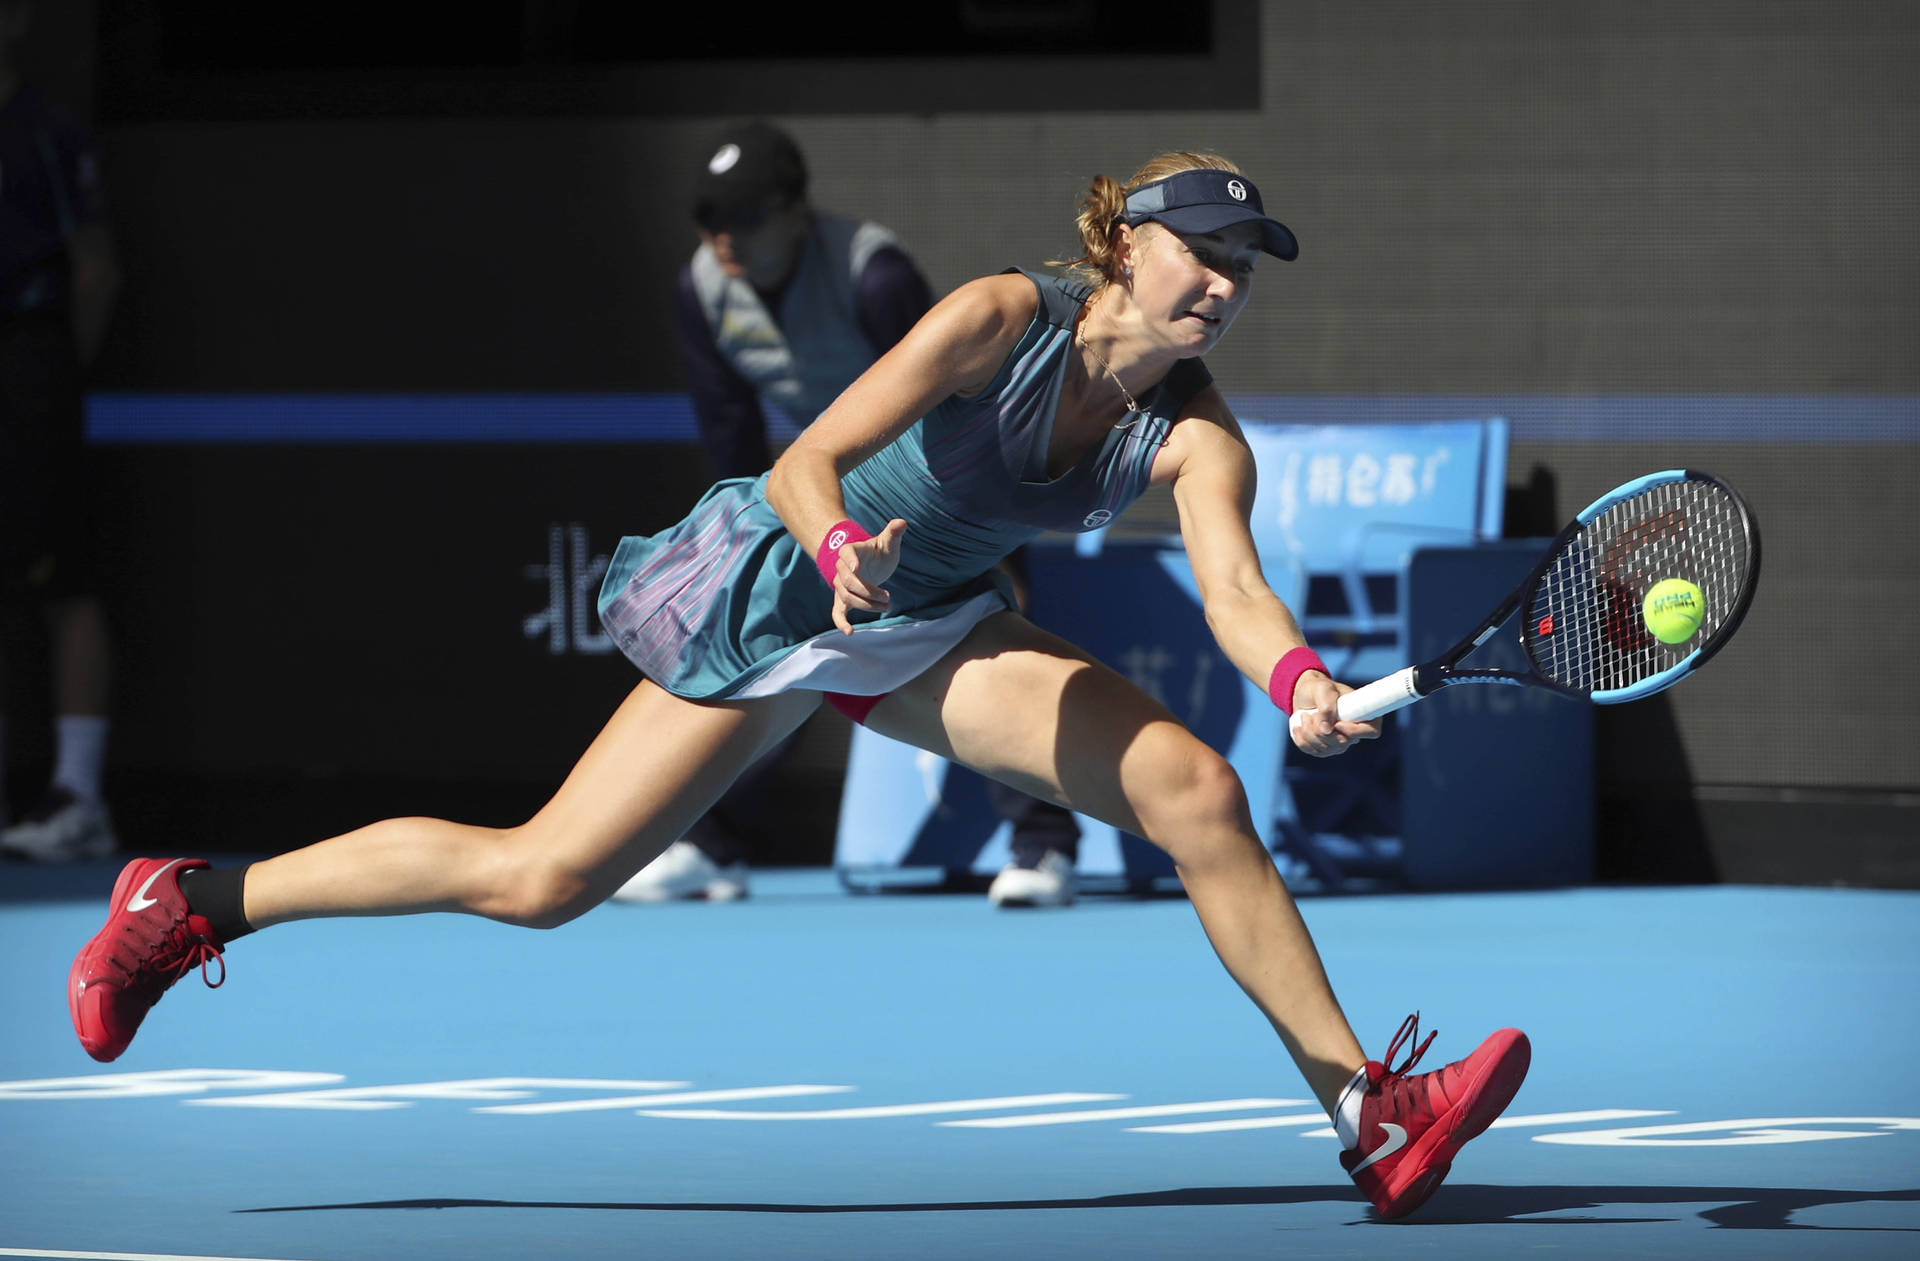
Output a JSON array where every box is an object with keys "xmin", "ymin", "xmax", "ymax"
[{"xmin": 1122, "ymin": 169, "xmax": 1298, "ymax": 262}]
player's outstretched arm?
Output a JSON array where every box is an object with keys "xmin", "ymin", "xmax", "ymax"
[{"xmin": 1158, "ymin": 389, "xmax": 1380, "ymax": 757}]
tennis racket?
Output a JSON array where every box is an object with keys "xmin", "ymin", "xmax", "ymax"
[{"xmin": 1295, "ymin": 469, "xmax": 1762, "ymax": 726}]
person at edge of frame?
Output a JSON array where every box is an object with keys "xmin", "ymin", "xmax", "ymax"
[{"xmin": 0, "ymin": 0, "xmax": 123, "ymax": 865}]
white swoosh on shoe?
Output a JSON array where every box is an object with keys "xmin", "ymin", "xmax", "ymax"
[
  {"xmin": 1349, "ymin": 1122, "xmax": 1408, "ymax": 1174},
  {"xmin": 127, "ymin": 859, "xmax": 187, "ymax": 912}
]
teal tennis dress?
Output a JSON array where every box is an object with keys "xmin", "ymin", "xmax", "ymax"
[{"xmin": 597, "ymin": 268, "xmax": 1213, "ymax": 701}]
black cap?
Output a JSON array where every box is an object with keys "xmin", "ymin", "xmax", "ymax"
[
  {"xmin": 1122, "ymin": 169, "xmax": 1298, "ymax": 261},
  {"xmin": 693, "ymin": 121, "xmax": 808, "ymax": 230}
]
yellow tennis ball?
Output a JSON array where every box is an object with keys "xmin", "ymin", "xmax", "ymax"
[{"xmin": 1643, "ymin": 578, "xmax": 1705, "ymax": 644}]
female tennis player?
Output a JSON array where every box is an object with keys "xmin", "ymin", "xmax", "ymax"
[{"xmin": 68, "ymin": 152, "xmax": 1529, "ymax": 1220}]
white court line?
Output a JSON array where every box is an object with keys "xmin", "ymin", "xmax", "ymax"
[
  {"xmin": 187, "ymin": 1077, "xmax": 696, "ymax": 1111},
  {"xmin": 1, "ymin": 1249, "xmax": 317, "ymax": 1261},
  {"xmin": 639, "ymin": 1093, "xmax": 1124, "ymax": 1120},
  {"xmin": 1135, "ymin": 1107, "xmax": 1676, "ymax": 1137},
  {"xmin": 1489, "ymin": 1109, "xmax": 1675, "ymax": 1129},
  {"xmin": 942, "ymin": 1098, "xmax": 1311, "ymax": 1128},
  {"xmin": 480, "ymin": 1084, "xmax": 853, "ymax": 1115},
  {"xmin": 1131, "ymin": 1112, "xmax": 1331, "ymax": 1134}
]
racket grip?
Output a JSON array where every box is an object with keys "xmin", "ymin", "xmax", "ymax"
[{"xmin": 1335, "ymin": 667, "xmax": 1422, "ymax": 722}]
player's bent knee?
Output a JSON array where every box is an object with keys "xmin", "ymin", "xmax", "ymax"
[
  {"xmin": 491, "ymin": 867, "xmax": 597, "ymax": 930},
  {"xmin": 1134, "ymin": 744, "xmax": 1254, "ymax": 860},
  {"xmin": 472, "ymin": 833, "xmax": 598, "ymax": 929}
]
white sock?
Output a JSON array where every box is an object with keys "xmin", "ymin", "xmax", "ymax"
[
  {"xmin": 52, "ymin": 715, "xmax": 109, "ymax": 804},
  {"xmin": 1334, "ymin": 1065, "xmax": 1371, "ymax": 1149}
]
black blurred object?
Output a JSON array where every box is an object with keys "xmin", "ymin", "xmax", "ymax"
[
  {"xmin": 0, "ymin": 594, "xmax": 52, "ymax": 821},
  {"xmin": 118, "ymin": 2, "xmax": 1209, "ymax": 72},
  {"xmin": 1502, "ymin": 464, "xmax": 1559, "ymax": 539}
]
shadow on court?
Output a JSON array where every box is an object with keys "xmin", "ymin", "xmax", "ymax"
[{"xmin": 241, "ymin": 1184, "xmax": 1920, "ymax": 1230}]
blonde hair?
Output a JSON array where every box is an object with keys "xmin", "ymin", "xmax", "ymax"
[{"xmin": 1049, "ymin": 152, "xmax": 1245, "ymax": 287}]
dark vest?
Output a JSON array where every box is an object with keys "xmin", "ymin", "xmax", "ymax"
[{"xmin": 690, "ymin": 212, "xmax": 901, "ymax": 424}]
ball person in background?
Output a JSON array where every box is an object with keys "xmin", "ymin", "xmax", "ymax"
[
  {"xmin": 625, "ymin": 119, "xmax": 1082, "ymax": 906},
  {"xmin": 0, "ymin": 0, "xmax": 122, "ymax": 863},
  {"xmin": 69, "ymin": 151, "xmax": 1530, "ymax": 1221}
]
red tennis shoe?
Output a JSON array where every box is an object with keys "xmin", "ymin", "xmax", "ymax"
[
  {"xmin": 69, "ymin": 858, "xmax": 226, "ymax": 1062},
  {"xmin": 1339, "ymin": 1014, "xmax": 1531, "ymax": 1219}
]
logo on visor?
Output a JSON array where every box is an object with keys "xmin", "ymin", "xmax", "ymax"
[
  {"xmin": 1226, "ymin": 179, "xmax": 1248, "ymax": 202},
  {"xmin": 1083, "ymin": 509, "xmax": 1113, "ymax": 529}
]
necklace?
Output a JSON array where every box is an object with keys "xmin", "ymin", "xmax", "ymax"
[{"xmin": 1078, "ymin": 328, "xmax": 1142, "ymax": 430}]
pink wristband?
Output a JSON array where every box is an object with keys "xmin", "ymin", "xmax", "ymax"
[
  {"xmin": 814, "ymin": 519, "xmax": 872, "ymax": 587},
  {"xmin": 1267, "ymin": 646, "xmax": 1330, "ymax": 716}
]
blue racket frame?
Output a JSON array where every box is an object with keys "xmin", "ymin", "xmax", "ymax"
[{"xmin": 1332, "ymin": 468, "xmax": 1762, "ymax": 720}]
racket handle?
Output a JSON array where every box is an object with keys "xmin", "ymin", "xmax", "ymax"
[{"xmin": 1335, "ymin": 667, "xmax": 1422, "ymax": 722}]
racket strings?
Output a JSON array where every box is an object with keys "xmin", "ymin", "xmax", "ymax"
[{"xmin": 1526, "ymin": 478, "xmax": 1751, "ymax": 694}]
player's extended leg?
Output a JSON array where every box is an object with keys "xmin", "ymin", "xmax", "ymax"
[
  {"xmin": 69, "ymin": 680, "xmax": 820, "ymax": 1061},
  {"xmin": 865, "ymin": 611, "xmax": 1366, "ymax": 1112},
  {"xmin": 865, "ymin": 611, "xmax": 1528, "ymax": 1219},
  {"xmin": 241, "ymin": 680, "xmax": 820, "ymax": 929}
]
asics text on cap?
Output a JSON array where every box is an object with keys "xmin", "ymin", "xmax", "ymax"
[{"xmin": 1122, "ymin": 169, "xmax": 1299, "ymax": 261}]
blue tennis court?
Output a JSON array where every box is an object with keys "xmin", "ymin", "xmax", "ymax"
[{"xmin": 3, "ymin": 864, "xmax": 1917, "ymax": 1260}]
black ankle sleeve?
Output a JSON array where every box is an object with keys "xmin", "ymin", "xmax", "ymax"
[{"xmin": 179, "ymin": 864, "xmax": 256, "ymax": 944}]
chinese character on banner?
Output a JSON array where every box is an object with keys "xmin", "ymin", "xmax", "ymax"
[
  {"xmin": 522, "ymin": 524, "xmax": 613, "ymax": 656},
  {"xmin": 1306, "ymin": 454, "xmax": 1344, "ymax": 505}
]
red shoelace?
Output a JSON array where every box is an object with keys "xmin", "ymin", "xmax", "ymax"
[
  {"xmin": 108, "ymin": 912, "xmax": 226, "ymax": 1000},
  {"xmin": 1375, "ymin": 1012, "xmax": 1439, "ymax": 1085}
]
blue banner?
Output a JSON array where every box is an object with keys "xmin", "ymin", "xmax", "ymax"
[{"xmin": 86, "ymin": 392, "xmax": 1919, "ymax": 444}]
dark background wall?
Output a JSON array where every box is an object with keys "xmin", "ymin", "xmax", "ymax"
[{"xmin": 10, "ymin": 1, "xmax": 1917, "ymax": 879}]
